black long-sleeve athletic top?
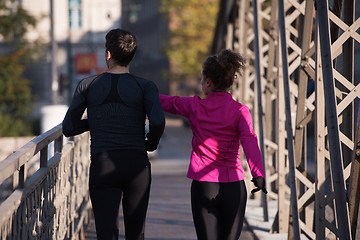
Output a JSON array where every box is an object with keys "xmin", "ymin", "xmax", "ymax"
[{"xmin": 62, "ymin": 73, "xmax": 165, "ymax": 156}]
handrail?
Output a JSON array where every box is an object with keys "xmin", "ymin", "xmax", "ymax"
[
  {"xmin": 0, "ymin": 124, "xmax": 63, "ymax": 185},
  {"xmin": 0, "ymin": 124, "xmax": 92, "ymax": 239}
]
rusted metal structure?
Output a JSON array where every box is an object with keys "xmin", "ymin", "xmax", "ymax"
[
  {"xmin": 0, "ymin": 125, "xmax": 91, "ymax": 239},
  {"xmin": 212, "ymin": 0, "xmax": 360, "ymax": 239}
]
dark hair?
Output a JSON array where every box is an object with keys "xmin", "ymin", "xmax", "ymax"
[
  {"xmin": 105, "ymin": 29, "xmax": 137, "ymax": 66},
  {"xmin": 202, "ymin": 49, "xmax": 246, "ymax": 92}
]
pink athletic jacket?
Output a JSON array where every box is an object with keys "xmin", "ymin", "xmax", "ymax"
[{"xmin": 159, "ymin": 92, "xmax": 265, "ymax": 183}]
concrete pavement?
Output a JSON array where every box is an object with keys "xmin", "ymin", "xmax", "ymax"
[
  {"xmin": 84, "ymin": 117, "xmax": 360, "ymax": 239},
  {"xmin": 84, "ymin": 160, "xmax": 258, "ymax": 240},
  {"xmin": 83, "ymin": 118, "xmax": 278, "ymax": 239}
]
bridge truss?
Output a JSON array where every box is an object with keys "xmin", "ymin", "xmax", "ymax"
[{"xmin": 213, "ymin": 0, "xmax": 360, "ymax": 239}]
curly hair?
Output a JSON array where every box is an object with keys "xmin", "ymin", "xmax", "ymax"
[
  {"xmin": 202, "ymin": 49, "xmax": 246, "ymax": 92},
  {"xmin": 105, "ymin": 29, "xmax": 137, "ymax": 66}
]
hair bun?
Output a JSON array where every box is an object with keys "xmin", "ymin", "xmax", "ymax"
[{"xmin": 202, "ymin": 49, "xmax": 246, "ymax": 92}]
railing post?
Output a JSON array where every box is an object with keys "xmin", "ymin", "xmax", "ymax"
[
  {"xmin": 13, "ymin": 171, "xmax": 19, "ymax": 189},
  {"xmin": 18, "ymin": 165, "xmax": 26, "ymax": 188},
  {"xmin": 40, "ymin": 147, "xmax": 48, "ymax": 168},
  {"xmin": 55, "ymin": 135, "xmax": 63, "ymax": 153},
  {"xmin": 13, "ymin": 164, "xmax": 27, "ymax": 189}
]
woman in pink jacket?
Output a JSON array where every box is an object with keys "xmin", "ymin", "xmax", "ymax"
[{"xmin": 159, "ymin": 49, "xmax": 267, "ymax": 240}]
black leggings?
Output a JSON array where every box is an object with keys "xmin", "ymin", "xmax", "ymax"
[
  {"xmin": 191, "ymin": 180, "xmax": 247, "ymax": 240},
  {"xmin": 89, "ymin": 150, "xmax": 151, "ymax": 240}
]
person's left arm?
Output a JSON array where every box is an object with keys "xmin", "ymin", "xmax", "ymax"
[
  {"xmin": 238, "ymin": 105, "xmax": 267, "ymax": 193},
  {"xmin": 238, "ymin": 105, "xmax": 265, "ymax": 179},
  {"xmin": 62, "ymin": 81, "xmax": 89, "ymax": 137}
]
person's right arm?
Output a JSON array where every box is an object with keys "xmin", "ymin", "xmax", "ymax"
[
  {"xmin": 62, "ymin": 80, "xmax": 89, "ymax": 137},
  {"xmin": 143, "ymin": 82, "xmax": 165, "ymax": 151}
]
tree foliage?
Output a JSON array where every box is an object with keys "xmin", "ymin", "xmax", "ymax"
[
  {"xmin": 0, "ymin": 0, "xmax": 39, "ymax": 136},
  {"xmin": 160, "ymin": 0, "xmax": 219, "ymax": 85}
]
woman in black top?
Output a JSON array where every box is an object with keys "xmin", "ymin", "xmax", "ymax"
[{"xmin": 62, "ymin": 29, "xmax": 165, "ymax": 240}]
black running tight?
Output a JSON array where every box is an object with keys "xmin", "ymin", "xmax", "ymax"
[
  {"xmin": 89, "ymin": 149, "xmax": 151, "ymax": 240},
  {"xmin": 191, "ymin": 180, "xmax": 247, "ymax": 240}
]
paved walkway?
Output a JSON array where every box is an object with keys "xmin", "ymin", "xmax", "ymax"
[
  {"xmin": 83, "ymin": 118, "xmax": 360, "ymax": 239},
  {"xmin": 84, "ymin": 160, "xmax": 258, "ymax": 240},
  {"xmin": 84, "ymin": 118, "xmax": 275, "ymax": 239}
]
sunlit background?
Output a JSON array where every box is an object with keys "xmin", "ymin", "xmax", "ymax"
[{"xmin": 0, "ymin": 0, "xmax": 219, "ymax": 140}]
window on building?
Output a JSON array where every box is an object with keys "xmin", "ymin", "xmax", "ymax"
[{"xmin": 69, "ymin": 0, "xmax": 81, "ymax": 29}]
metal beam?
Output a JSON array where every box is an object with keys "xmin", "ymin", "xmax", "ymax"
[
  {"xmin": 348, "ymin": 106, "xmax": 360, "ymax": 239},
  {"xmin": 316, "ymin": 0, "xmax": 352, "ymax": 238},
  {"xmin": 253, "ymin": 0, "xmax": 269, "ymax": 222},
  {"xmin": 211, "ymin": 0, "xmax": 360, "ymax": 238},
  {"xmin": 278, "ymin": 0, "xmax": 301, "ymax": 238}
]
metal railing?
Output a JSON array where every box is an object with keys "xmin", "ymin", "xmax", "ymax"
[{"xmin": 0, "ymin": 124, "xmax": 91, "ymax": 239}]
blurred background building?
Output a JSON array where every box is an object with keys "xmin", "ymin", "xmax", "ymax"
[
  {"xmin": 17, "ymin": 0, "xmax": 169, "ymax": 132},
  {"xmin": 2, "ymin": 0, "xmax": 358, "ymax": 136}
]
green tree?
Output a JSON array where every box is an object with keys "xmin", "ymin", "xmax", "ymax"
[
  {"xmin": 0, "ymin": 0, "xmax": 40, "ymax": 136},
  {"xmin": 160, "ymin": 0, "xmax": 219, "ymax": 94}
]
